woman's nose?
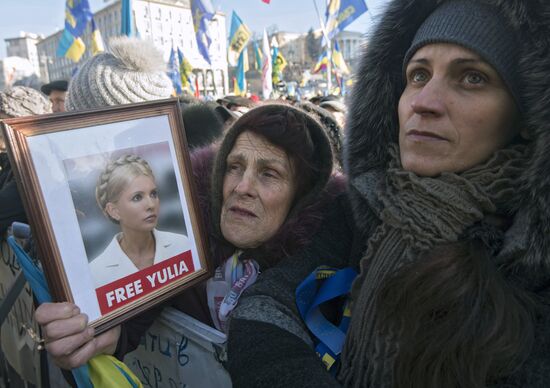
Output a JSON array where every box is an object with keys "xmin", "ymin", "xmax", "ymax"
[
  {"xmin": 146, "ymin": 196, "xmax": 156, "ymax": 209},
  {"xmin": 234, "ymin": 171, "xmax": 256, "ymax": 197},
  {"xmin": 410, "ymin": 78, "xmax": 445, "ymax": 116}
]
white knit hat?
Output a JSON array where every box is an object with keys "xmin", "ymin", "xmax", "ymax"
[{"xmin": 65, "ymin": 37, "xmax": 173, "ymax": 111}]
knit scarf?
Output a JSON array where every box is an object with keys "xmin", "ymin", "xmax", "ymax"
[{"xmin": 338, "ymin": 144, "xmax": 527, "ymax": 387}]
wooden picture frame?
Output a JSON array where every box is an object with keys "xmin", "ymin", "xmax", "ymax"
[{"xmin": 1, "ymin": 98, "xmax": 211, "ymax": 333}]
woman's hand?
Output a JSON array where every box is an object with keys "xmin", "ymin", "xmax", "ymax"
[{"xmin": 34, "ymin": 302, "xmax": 121, "ymax": 370}]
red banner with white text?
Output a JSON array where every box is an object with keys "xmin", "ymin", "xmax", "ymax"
[{"xmin": 95, "ymin": 251, "xmax": 195, "ymax": 315}]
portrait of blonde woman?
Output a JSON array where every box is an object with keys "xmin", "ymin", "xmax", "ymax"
[{"xmin": 90, "ymin": 154, "xmax": 191, "ymax": 288}]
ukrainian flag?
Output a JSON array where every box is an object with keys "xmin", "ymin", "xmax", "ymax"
[
  {"xmin": 235, "ymin": 47, "xmax": 249, "ymax": 96},
  {"xmin": 313, "ymin": 51, "xmax": 329, "ymax": 73},
  {"xmin": 325, "ymin": 0, "xmax": 367, "ymax": 40},
  {"xmin": 178, "ymin": 48, "xmax": 195, "ymax": 92},
  {"xmin": 228, "ymin": 11, "xmax": 251, "ymax": 66},
  {"xmin": 56, "ymin": 0, "xmax": 93, "ymax": 62},
  {"xmin": 91, "ymin": 18, "xmax": 105, "ymax": 56},
  {"xmin": 332, "ymin": 40, "xmax": 350, "ymax": 75},
  {"xmin": 253, "ymin": 41, "xmax": 263, "ymax": 71}
]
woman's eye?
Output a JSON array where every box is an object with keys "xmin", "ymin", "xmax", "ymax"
[
  {"xmin": 262, "ymin": 169, "xmax": 279, "ymax": 179},
  {"xmin": 464, "ymin": 71, "xmax": 486, "ymax": 85},
  {"xmin": 409, "ymin": 69, "xmax": 429, "ymax": 84},
  {"xmin": 227, "ymin": 163, "xmax": 242, "ymax": 173},
  {"xmin": 132, "ymin": 194, "xmax": 142, "ymax": 202},
  {"xmin": 151, "ymin": 190, "xmax": 158, "ymax": 199}
]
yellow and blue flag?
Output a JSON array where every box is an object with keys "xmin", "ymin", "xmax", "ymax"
[
  {"xmin": 331, "ymin": 40, "xmax": 349, "ymax": 75},
  {"xmin": 325, "ymin": 0, "xmax": 367, "ymax": 40},
  {"xmin": 177, "ymin": 48, "xmax": 195, "ymax": 93},
  {"xmin": 313, "ymin": 50, "xmax": 329, "ymax": 73},
  {"xmin": 235, "ymin": 47, "xmax": 249, "ymax": 96},
  {"xmin": 313, "ymin": 41, "xmax": 349, "ymax": 75},
  {"xmin": 90, "ymin": 18, "xmax": 104, "ymax": 56},
  {"xmin": 168, "ymin": 46, "xmax": 183, "ymax": 95},
  {"xmin": 228, "ymin": 11, "xmax": 251, "ymax": 66},
  {"xmin": 56, "ymin": 0, "xmax": 93, "ymax": 62},
  {"xmin": 253, "ymin": 41, "xmax": 263, "ymax": 71},
  {"xmin": 271, "ymin": 36, "xmax": 287, "ymax": 85},
  {"xmin": 191, "ymin": 0, "xmax": 215, "ymax": 64}
]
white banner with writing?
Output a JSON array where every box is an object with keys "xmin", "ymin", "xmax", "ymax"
[{"xmin": 125, "ymin": 307, "xmax": 231, "ymax": 388}]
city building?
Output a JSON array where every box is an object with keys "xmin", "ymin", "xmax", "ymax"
[
  {"xmin": 4, "ymin": 32, "xmax": 43, "ymax": 77},
  {"xmin": 0, "ymin": 56, "xmax": 37, "ymax": 90},
  {"xmin": 334, "ymin": 30, "xmax": 364, "ymax": 70},
  {"xmin": 250, "ymin": 29, "xmax": 365, "ymax": 70},
  {"xmin": 36, "ymin": 0, "xmax": 228, "ymax": 97}
]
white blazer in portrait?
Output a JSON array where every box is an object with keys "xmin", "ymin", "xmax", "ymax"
[{"xmin": 89, "ymin": 229, "xmax": 191, "ymax": 288}]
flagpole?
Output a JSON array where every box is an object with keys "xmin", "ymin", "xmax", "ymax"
[
  {"xmin": 313, "ymin": 0, "xmax": 331, "ymax": 95},
  {"xmin": 327, "ymin": 40, "xmax": 332, "ymax": 95}
]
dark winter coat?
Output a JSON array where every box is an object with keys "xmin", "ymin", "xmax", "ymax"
[{"xmin": 227, "ymin": 0, "xmax": 550, "ymax": 387}]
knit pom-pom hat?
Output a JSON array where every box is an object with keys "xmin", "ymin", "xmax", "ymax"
[{"xmin": 65, "ymin": 37, "xmax": 173, "ymax": 111}]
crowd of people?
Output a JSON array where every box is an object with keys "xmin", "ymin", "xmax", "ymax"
[{"xmin": 1, "ymin": 0, "xmax": 550, "ymax": 386}]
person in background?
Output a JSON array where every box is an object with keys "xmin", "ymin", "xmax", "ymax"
[
  {"xmin": 178, "ymin": 95, "xmax": 226, "ymax": 149},
  {"xmin": 227, "ymin": 0, "xmax": 550, "ymax": 387},
  {"xmin": 0, "ymin": 86, "xmax": 51, "ymax": 232},
  {"xmin": 319, "ymin": 99, "xmax": 347, "ymax": 133},
  {"xmin": 40, "ymin": 79, "xmax": 69, "ymax": 113},
  {"xmin": 296, "ymin": 100, "xmax": 343, "ymax": 171},
  {"xmin": 0, "ymin": 86, "xmax": 56, "ymax": 387},
  {"xmin": 216, "ymin": 95, "xmax": 257, "ymax": 117}
]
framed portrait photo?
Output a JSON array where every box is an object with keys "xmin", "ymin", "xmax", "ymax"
[{"xmin": 1, "ymin": 99, "xmax": 210, "ymax": 333}]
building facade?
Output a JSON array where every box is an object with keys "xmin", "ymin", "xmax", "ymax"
[
  {"xmin": 258, "ymin": 29, "xmax": 365, "ymax": 70},
  {"xmin": 36, "ymin": 0, "xmax": 228, "ymax": 97},
  {"xmin": 4, "ymin": 32, "xmax": 43, "ymax": 77}
]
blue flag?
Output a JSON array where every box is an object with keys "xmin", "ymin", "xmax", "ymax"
[
  {"xmin": 325, "ymin": 0, "xmax": 367, "ymax": 40},
  {"xmin": 191, "ymin": 0, "xmax": 215, "ymax": 64},
  {"xmin": 235, "ymin": 48, "xmax": 248, "ymax": 96},
  {"xmin": 168, "ymin": 47, "xmax": 182, "ymax": 95},
  {"xmin": 121, "ymin": 0, "xmax": 135, "ymax": 36},
  {"xmin": 56, "ymin": 0, "xmax": 93, "ymax": 61}
]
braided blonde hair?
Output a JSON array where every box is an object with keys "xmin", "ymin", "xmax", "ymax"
[{"xmin": 95, "ymin": 154, "xmax": 155, "ymax": 224}]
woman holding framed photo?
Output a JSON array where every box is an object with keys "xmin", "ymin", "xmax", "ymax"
[{"xmin": 34, "ymin": 103, "xmax": 344, "ymax": 373}]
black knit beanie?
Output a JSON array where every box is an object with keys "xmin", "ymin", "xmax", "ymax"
[{"xmin": 403, "ymin": 0, "xmax": 522, "ymax": 112}]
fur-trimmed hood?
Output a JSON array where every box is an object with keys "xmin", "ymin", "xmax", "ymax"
[{"xmin": 345, "ymin": 0, "xmax": 550, "ymax": 288}]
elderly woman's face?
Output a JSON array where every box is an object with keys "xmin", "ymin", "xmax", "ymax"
[
  {"xmin": 106, "ymin": 175, "xmax": 159, "ymax": 232},
  {"xmin": 398, "ymin": 43, "xmax": 519, "ymax": 176},
  {"xmin": 220, "ymin": 131, "xmax": 297, "ymax": 249}
]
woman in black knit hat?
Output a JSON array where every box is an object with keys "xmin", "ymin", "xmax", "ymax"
[{"xmin": 227, "ymin": 1, "xmax": 550, "ymax": 387}]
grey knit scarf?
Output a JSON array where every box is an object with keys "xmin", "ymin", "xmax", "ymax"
[{"xmin": 338, "ymin": 144, "xmax": 527, "ymax": 387}]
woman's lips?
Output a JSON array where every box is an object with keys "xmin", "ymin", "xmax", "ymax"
[
  {"xmin": 230, "ymin": 206, "xmax": 257, "ymax": 218},
  {"xmin": 406, "ymin": 129, "xmax": 448, "ymax": 142},
  {"xmin": 144, "ymin": 214, "xmax": 157, "ymax": 222}
]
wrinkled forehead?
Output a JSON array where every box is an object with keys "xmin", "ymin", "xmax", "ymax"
[{"xmin": 228, "ymin": 131, "xmax": 291, "ymax": 165}]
